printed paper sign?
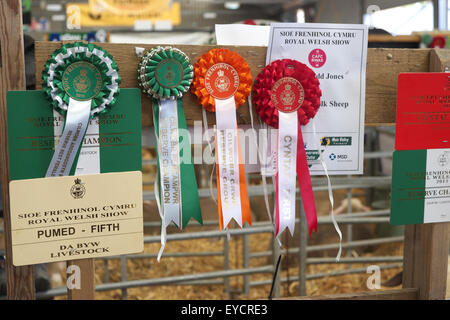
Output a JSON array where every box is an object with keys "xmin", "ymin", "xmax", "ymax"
[
  {"xmin": 215, "ymin": 24, "xmax": 270, "ymax": 46},
  {"xmin": 10, "ymin": 171, "xmax": 144, "ymax": 266},
  {"xmin": 266, "ymin": 23, "xmax": 368, "ymax": 175},
  {"xmin": 396, "ymin": 73, "xmax": 450, "ymax": 150},
  {"xmin": 391, "ymin": 149, "xmax": 450, "ymax": 225}
]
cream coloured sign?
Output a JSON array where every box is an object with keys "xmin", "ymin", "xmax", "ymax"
[{"xmin": 10, "ymin": 171, "xmax": 144, "ymax": 266}]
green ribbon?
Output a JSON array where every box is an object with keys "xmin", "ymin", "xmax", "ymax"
[
  {"xmin": 141, "ymin": 47, "xmax": 202, "ymax": 228},
  {"xmin": 177, "ymin": 99, "xmax": 202, "ymax": 227},
  {"xmin": 42, "ymin": 42, "xmax": 121, "ymax": 117}
]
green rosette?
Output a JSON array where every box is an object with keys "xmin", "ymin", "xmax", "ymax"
[
  {"xmin": 138, "ymin": 46, "xmax": 202, "ymax": 231},
  {"xmin": 138, "ymin": 46, "xmax": 193, "ymax": 100},
  {"xmin": 42, "ymin": 42, "xmax": 121, "ymax": 117}
]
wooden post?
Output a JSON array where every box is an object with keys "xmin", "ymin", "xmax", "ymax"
[
  {"xmin": 402, "ymin": 49, "xmax": 450, "ymax": 300},
  {"xmin": 0, "ymin": 1, "xmax": 95, "ymax": 300},
  {"xmin": 0, "ymin": 0, "xmax": 35, "ymax": 299},
  {"xmin": 67, "ymin": 260, "xmax": 95, "ymax": 300}
]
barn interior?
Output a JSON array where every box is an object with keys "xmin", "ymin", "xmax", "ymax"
[{"xmin": 0, "ymin": 0, "xmax": 449, "ymax": 300}]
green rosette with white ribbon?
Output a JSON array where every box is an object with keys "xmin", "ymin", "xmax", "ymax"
[
  {"xmin": 42, "ymin": 42, "xmax": 120, "ymax": 177},
  {"xmin": 138, "ymin": 46, "xmax": 202, "ymax": 260}
]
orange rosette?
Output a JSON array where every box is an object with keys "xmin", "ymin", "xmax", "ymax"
[
  {"xmin": 191, "ymin": 48, "xmax": 252, "ymax": 112},
  {"xmin": 192, "ymin": 48, "xmax": 252, "ymax": 230}
]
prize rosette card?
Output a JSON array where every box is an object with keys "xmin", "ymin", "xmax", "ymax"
[
  {"xmin": 7, "ymin": 89, "xmax": 142, "ymax": 180},
  {"xmin": 390, "ymin": 149, "xmax": 450, "ymax": 225},
  {"xmin": 7, "ymin": 42, "xmax": 142, "ymax": 180},
  {"xmin": 396, "ymin": 73, "xmax": 450, "ymax": 150},
  {"xmin": 6, "ymin": 43, "xmax": 143, "ymax": 265}
]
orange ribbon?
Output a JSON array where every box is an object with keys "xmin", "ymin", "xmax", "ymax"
[
  {"xmin": 193, "ymin": 48, "xmax": 252, "ymax": 228},
  {"xmin": 216, "ymin": 132, "xmax": 252, "ymax": 229}
]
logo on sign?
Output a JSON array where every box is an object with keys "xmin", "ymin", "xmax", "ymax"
[
  {"xmin": 329, "ymin": 153, "xmax": 349, "ymax": 161},
  {"xmin": 438, "ymin": 153, "xmax": 449, "ymax": 167},
  {"xmin": 308, "ymin": 49, "xmax": 326, "ymax": 68},
  {"xmin": 70, "ymin": 178, "xmax": 86, "ymax": 199},
  {"xmin": 321, "ymin": 137, "xmax": 331, "ymax": 146}
]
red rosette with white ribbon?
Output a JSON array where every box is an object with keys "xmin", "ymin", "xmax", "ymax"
[
  {"xmin": 252, "ymin": 59, "xmax": 322, "ymax": 237},
  {"xmin": 253, "ymin": 59, "xmax": 321, "ymax": 128}
]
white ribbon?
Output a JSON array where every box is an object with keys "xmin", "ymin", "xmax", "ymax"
[
  {"xmin": 152, "ymin": 102, "xmax": 166, "ymax": 261},
  {"xmin": 277, "ymin": 111, "xmax": 298, "ymax": 237},
  {"xmin": 249, "ymin": 98, "xmax": 275, "ymax": 227},
  {"xmin": 202, "ymin": 108, "xmax": 218, "ymax": 205},
  {"xmin": 311, "ymin": 120, "xmax": 342, "ymax": 261},
  {"xmin": 53, "ymin": 110, "xmax": 101, "ymax": 175},
  {"xmin": 215, "ymin": 97, "xmax": 242, "ymax": 228},
  {"xmin": 46, "ymin": 98, "xmax": 91, "ymax": 177},
  {"xmin": 158, "ymin": 99, "xmax": 182, "ymax": 228},
  {"xmin": 203, "ymin": 108, "xmax": 231, "ymax": 240},
  {"xmin": 73, "ymin": 117, "xmax": 100, "ymax": 175},
  {"xmin": 248, "ymin": 98, "xmax": 281, "ymax": 247},
  {"xmin": 155, "ymin": 168, "xmax": 166, "ymax": 262},
  {"xmin": 260, "ymin": 123, "xmax": 277, "ymax": 177}
]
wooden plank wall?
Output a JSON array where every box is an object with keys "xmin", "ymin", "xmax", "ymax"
[{"xmin": 35, "ymin": 42, "xmax": 431, "ymax": 127}]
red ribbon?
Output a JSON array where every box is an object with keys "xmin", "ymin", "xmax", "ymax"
[
  {"xmin": 296, "ymin": 125, "xmax": 318, "ymax": 235},
  {"xmin": 253, "ymin": 59, "xmax": 321, "ymax": 236}
]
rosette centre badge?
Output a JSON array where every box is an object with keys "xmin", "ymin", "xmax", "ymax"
[
  {"xmin": 205, "ymin": 63, "xmax": 239, "ymax": 100},
  {"xmin": 155, "ymin": 59, "xmax": 183, "ymax": 89},
  {"xmin": 62, "ymin": 61, "xmax": 103, "ymax": 101},
  {"xmin": 271, "ymin": 77, "xmax": 305, "ymax": 113}
]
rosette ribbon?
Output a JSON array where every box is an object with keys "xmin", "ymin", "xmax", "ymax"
[
  {"xmin": 138, "ymin": 46, "xmax": 202, "ymax": 260},
  {"xmin": 192, "ymin": 48, "xmax": 252, "ymax": 229},
  {"xmin": 253, "ymin": 59, "xmax": 321, "ymax": 237},
  {"xmin": 42, "ymin": 42, "xmax": 120, "ymax": 177}
]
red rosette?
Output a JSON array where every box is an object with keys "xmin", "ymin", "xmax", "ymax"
[
  {"xmin": 430, "ymin": 35, "xmax": 446, "ymax": 48},
  {"xmin": 252, "ymin": 59, "xmax": 321, "ymax": 128}
]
